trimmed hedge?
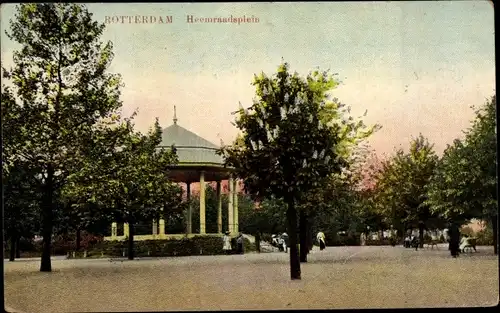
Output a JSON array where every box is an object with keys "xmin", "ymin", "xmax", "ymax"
[
  {"xmin": 77, "ymin": 236, "xmax": 255, "ymax": 258},
  {"xmin": 326, "ymin": 235, "xmax": 361, "ymax": 246},
  {"xmin": 364, "ymin": 238, "xmax": 393, "ymax": 246},
  {"xmin": 5, "ymin": 236, "xmax": 74, "ymax": 257},
  {"xmin": 7, "ymin": 235, "xmax": 255, "ymax": 259},
  {"xmin": 261, "ymin": 233, "xmax": 273, "ymax": 244}
]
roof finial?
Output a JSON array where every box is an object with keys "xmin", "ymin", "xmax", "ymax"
[{"xmin": 173, "ymin": 105, "xmax": 178, "ymax": 125}]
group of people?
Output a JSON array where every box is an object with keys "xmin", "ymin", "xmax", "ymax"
[
  {"xmin": 402, "ymin": 223, "xmax": 476, "ymax": 257},
  {"xmin": 403, "ymin": 234, "xmax": 420, "ymax": 249},
  {"xmin": 222, "ymin": 230, "xmax": 328, "ymax": 255},
  {"xmin": 270, "ymin": 231, "xmax": 327, "ymax": 252},
  {"xmin": 271, "ymin": 233, "xmax": 289, "ymax": 252},
  {"xmin": 222, "ymin": 225, "xmax": 475, "ymax": 258},
  {"xmin": 222, "ymin": 231, "xmax": 245, "ymax": 254}
]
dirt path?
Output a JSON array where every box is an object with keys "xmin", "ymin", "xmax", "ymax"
[{"xmin": 4, "ymin": 246, "xmax": 498, "ymax": 312}]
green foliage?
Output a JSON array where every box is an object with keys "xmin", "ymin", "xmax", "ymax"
[
  {"xmin": 238, "ymin": 196, "xmax": 287, "ymax": 235},
  {"xmin": 312, "ymin": 75, "xmax": 381, "ymax": 165},
  {"xmin": 324, "ymin": 233, "xmax": 360, "ymax": 246},
  {"xmin": 72, "ymin": 236, "xmax": 255, "ymax": 257},
  {"xmin": 243, "ymin": 237, "xmax": 256, "ymax": 252},
  {"xmin": 425, "ymin": 139, "xmax": 480, "ymax": 224},
  {"xmin": 426, "ymin": 96, "xmax": 497, "ymax": 223},
  {"xmin": 3, "ymin": 3, "xmax": 123, "ymax": 176},
  {"xmin": 63, "ymin": 119, "xmax": 183, "ymax": 226},
  {"xmin": 2, "ymin": 3, "xmax": 128, "ymax": 271},
  {"xmin": 221, "ymin": 62, "xmax": 360, "ymax": 278},
  {"xmin": 306, "ymin": 173, "xmax": 365, "ymax": 236},
  {"xmin": 220, "ymin": 62, "xmax": 345, "ymax": 202},
  {"xmin": 2, "ymin": 160, "xmax": 41, "ymax": 241},
  {"xmin": 357, "ymin": 189, "xmax": 388, "ymax": 233},
  {"xmin": 373, "ymin": 134, "xmax": 440, "ymax": 231}
]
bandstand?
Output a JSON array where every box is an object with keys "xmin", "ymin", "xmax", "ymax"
[{"xmin": 105, "ymin": 107, "xmax": 239, "ymax": 241}]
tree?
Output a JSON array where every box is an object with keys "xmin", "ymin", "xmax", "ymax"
[
  {"xmin": 3, "ymin": 3, "xmax": 126, "ymax": 271},
  {"xmin": 297, "ymin": 84, "xmax": 381, "ymax": 261},
  {"xmin": 425, "ymin": 140, "xmax": 479, "ymax": 224},
  {"xmin": 239, "ymin": 196, "xmax": 287, "ymax": 236},
  {"xmin": 464, "ymin": 96, "xmax": 497, "ymax": 254},
  {"xmin": 64, "ymin": 119, "xmax": 184, "ymax": 260},
  {"xmin": 220, "ymin": 62, "xmax": 345, "ymax": 279},
  {"xmin": 2, "ymin": 160, "xmax": 40, "ymax": 261},
  {"xmin": 2, "ymin": 87, "xmax": 40, "ymax": 260},
  {"xmin": 358, "ymin": 188, "xmax": 388, "ymax": 235},
  {"xmin": 355, "ymin": 152, "xmax": 390, "ymax": 235},
  {"xmin": 426, "ymin": 96, "xmax": 497, "ymax": 254},
  {"xmin": 297, "ymin": 144, "xmax": 383, "ymax": 256},
  {"xmin": 304, "ymin": 170, "xmax": 367, "ymax": 246},
  {"xmin": 60, "ymin": 112, "xmax": 135, "ymax": 243},
  {"xmin": 374, "ymin": 134, "xmax": 440, "ymax": 247}
]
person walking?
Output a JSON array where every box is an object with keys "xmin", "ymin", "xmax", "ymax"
[
  {"xmin": 222, "ymin": 231, "xmax": 232, "ymax": 255},
  {"xmin": 281, "ymin": 232, "xmax": 289, "ymax": 253},
  {"xmin": 443, "ymin": 228, "xmax": 450, "ymax": 250},
  {"xmin": 317, "ymin": 231, "xmax": 326, "ymax": 251}
]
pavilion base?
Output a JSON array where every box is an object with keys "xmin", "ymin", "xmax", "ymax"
[{"xmin": 103, "ymin": 233, "xmax": 229, "ymax": 241}]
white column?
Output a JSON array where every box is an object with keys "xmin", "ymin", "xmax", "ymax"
[
  {"xmin": 111, "ymin": 222, "xmax": 117, "ymax": 238},
  {"xmin": 199, "ymin": 171, "xmax": 206, "ymax": 234},
  {"xmin": 233, "ymin": 179, "xmax": 239, "ymax": 234},
  {"xmin": 124, "ymin": 223, "xmax": 129, "ymax": 237},
  {"xmin": 216, "ymin": 181, "xmax": 222, "ymax": 234},
  {"xmin": 159, "ymin": 206, "xmax": 165, "ymax": 236},
  {"xmin": 228, "ymin": 174, "xmax": 234, "ymax": 234},
  {"xmin": 152, "ymin": 219, "xmax": 158, "ymax": 235},
  {"xmin": 159, "ymin": 218, "xmax": 165, "ymax": 235}
]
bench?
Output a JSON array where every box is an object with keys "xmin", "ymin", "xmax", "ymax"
[{"xmin": 425, "ymin": 239, "xmax": 440, "ymax": 249}]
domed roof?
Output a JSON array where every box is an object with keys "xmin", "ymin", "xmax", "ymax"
[{"xmin": 158, "ymin": 114, "xmax": 223, "ymax": 165}]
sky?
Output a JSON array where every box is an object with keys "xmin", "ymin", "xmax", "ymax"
[{"xmin": 0, "ymin": 2, "xmax": 495, "ymax": 158}]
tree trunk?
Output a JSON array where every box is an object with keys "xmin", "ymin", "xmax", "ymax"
[
  {"xmin": 299, "ymin": 210, "xmax": 308, "ymax": 262},
  {"xmin": 9, "ymin": 236, "xmax": 16, "ymax": 261},
  {"xmin": 255, "ymin": 232, "xmax": 261, "ymax": 253},
  {"xmin": 418, "ymin": 223, "xmax": 425, "ymax": 248},
  {"xmin": 398, "ymin": 225, "xmax": 405, "ymax": 243},
  {"xmin": 286, "ymin": 197, "xmax": 301, "ymax": 280},
  {"xmin": 306, "ymin": 220, "xmax": 313, "ymax": 252},
  {"xmin": 15, "ymin": 236, "xmax": 21, "ymax": 258},
  {"xmin": 128, "ymin": 222, "xmax": 135, "ymax": 260},
  {"xmin": 76, "ymin": 228, "xmax": 81, "ymax": 251},
  {"xmin": 491, "ymin": 215, "xmax": 498, "ymax": 255},
  {"xmin": 40, "ymin": 166, "xmax": 54, "ymax": 272}
]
